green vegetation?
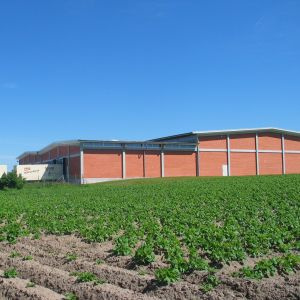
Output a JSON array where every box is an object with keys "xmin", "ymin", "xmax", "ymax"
[
  {"xmin": 3, "ymin": 268, "xmax": 18, "ymax": 278},
  {"xmin": 26, "ymin": 281, "xmax": 36, "ymax": 288},
  {"xmin": 134, "ymin": 243, "xmax": 155, "ymax": 265},
  {"xmin": 9, "ymin": 251, "xmax": 21, "ymax": 258},
  {"xmin": 234, "ymin": 253, "xmax": 300, "ymax": 279},
  {"xmin": 95, "ymin": 258, "xmax": 104, "ymax": 265},
  {"xmin": 71, "ymin": 271, "xmax": 105, "ymax": 284},
  {"xmin": 23, "ymin": 255, "xmax": 33, "ymax": 261},
  {"xmin": 0, "ymin": 175, "xmax": 299, "ymax": 286},
  {"xmin": 155, "ymin": 267, "xmax": 180, "ymax": 285},
  {"xmin": 65, "ymin": 253, "xmax": 77, "ymax": 262},
  {"xmin": 0, "ymin": 171, "xmax": 25, "ymax": 190},
  {"xmin": 64, "ymin": 292, "xmax": 78, "ymax": 300},
  {"xmin": 201, "ymin": 274, "xmax": 221, "ymax": 292}
]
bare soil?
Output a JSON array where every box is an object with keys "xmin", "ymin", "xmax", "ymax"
[{"xmin": 0, "ymin": 235, "xmax": 299, "ymax": 300}]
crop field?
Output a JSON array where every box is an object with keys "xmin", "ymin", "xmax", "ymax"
[{"xmin": 0, "ymin": 175, "xmax": 299, "ymax": 300}]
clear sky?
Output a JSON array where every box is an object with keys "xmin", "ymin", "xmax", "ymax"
[{"xmin": 0, "ymin": 0, "xmax": 300, "ymax": 169}]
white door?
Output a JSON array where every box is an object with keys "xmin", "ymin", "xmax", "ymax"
[{"xmin": 222, "ymin": 164, "xmax": 228, "ymax": 176}]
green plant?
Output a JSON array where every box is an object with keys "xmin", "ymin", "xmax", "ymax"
[
  {"xmin": 0, "ymin": 175, "xmax": 299, "ymax": 285},
  {"xmin": 9, "ymin": 251, "xmax": 21, "ymax": 258},
  {"xmin": 155, "ymin": 268, "xmax": 180, "ymax": 285},
  {"xmin": 26, "ymin": 281, "xmax": 36, "ymax": 288},
  {"xmin": 113, "ymin": 237, "xmax": 132, "ymax": 256},
  {"xmin": 95, "ymin": 258, "xmax": 104, "ymax": 265},
  {"xmin": 235, "ymin": 254, "xmax": 300, "ymax": 280},
  {"xmin": 7, "ymin": 172, "xmax": 25, "ymax": 189},
  {"xmin": 23, "ymin": 255, "xmax": 33, "ymax": 261},
  {"xmin": 3, "ymin": 268, "xmax": 18, "ymax": 278},
  {"xmin": 0, "ymin": 173, "xmax": 8, "ymax": 190},
  {"xmin": 65, "ymin": 253, "xmax": 77, "ymax": 262},
  {"xmin": 64, "ymin": 292, "xmax": 78, "ymax": 300},
  {"xmin": 71, "ymin": 272, "xmax": 105, "ymax": 285},
  {"xmin": 201, "ymin": 274, "xmax": 221, "ymax": 292},
  {"xmin": 137, "ymin": 269, "xmax": 147, "ymax": 276},
  {"xmin": 134, "ymin": 243, "xmax": 155, "ymax": 265}
]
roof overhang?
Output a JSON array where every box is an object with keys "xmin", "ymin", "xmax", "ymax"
[{"xmin": 150, "ymin": 127, "xmax": 300, "ymax": 141}]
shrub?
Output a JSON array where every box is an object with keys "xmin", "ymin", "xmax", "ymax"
[
  {"xmin": 0, "ymin": 171, "xmax": 25, "ymax": 190},
  {"xmin": 0, "ymin": 173, "xmax": 8, "ymax": 190}
]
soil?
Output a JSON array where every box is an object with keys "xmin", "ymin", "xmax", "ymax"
[{"xmin": 0, "ymin": 235, "xmax": 299, "ymax": 300}]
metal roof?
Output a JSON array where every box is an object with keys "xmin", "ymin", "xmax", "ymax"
[
  {"xmin": 150, "ymin": 127, "xmax": 300, "ymax": 141},
  {"xmin": 17, "ymin": 139, "xmax": 196, "ymax": 160},
  {"xmin": 17, "ymin": 128, "xmax": 300, "ymax": 160}
]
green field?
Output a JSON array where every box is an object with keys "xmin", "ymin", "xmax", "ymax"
[{"xmin": 0, "ymin": 175, "xmax": 299, "ymax": 284}]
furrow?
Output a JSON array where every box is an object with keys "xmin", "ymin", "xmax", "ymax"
[
  {"xmin": 0, "ymin": 242, "xmax": 155, "ymax": 293},
  {"xmin": 0, "ymin": 270, "xmax": 64, "ymax": 300},
  {"xmin": 0, "ymin": 253, "xmax": 156, "ymax": 300}
]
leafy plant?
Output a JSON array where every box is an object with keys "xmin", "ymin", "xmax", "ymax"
[
  {"xmin": 155, "ymin": 268, "xmax": 180, "ymax": 285},
  {"xmin": 113, "ymin": 237, "xmax": 132, "ymax": 256},
  {"xmin": 95, "ymin": 258, "xmax": 104, "ymax": 265},
  {"xmin": 9, "ymin": 251, "xmax": 21, "ymax": 258},
  {"xmin": 71, "ymin": 272, "xmax": 105, "ymax": 285},
  {"xmin": 201, "ymin": 274, "xmax": 221, "ymax": 292},
  {"xmin": 3, "ymin": 268, "xmax": 18, "ymax": 278},
  {"xmin": 66, "ymin": 253, "xmax": 77, "ymax": 262},
  {"xmin": 0, "ymin": 175, "xmax": 299, "ymax": 285},
  {"xmin": 235, "ymin": 254, "xmax": 300, "ymax": 280},
  {"xmin": 26, "ymin": 281, "xmax": 36, "ymax": 288},
  {"xmin": 23, "ymin": 255, "xmax": 33, "ymax": 261},
  {"xmin": 134, "ymin": 243, "xmax": 155, "ymax": 265},
  {"xmin": 64, "ymin": 292, "xmax": 78, "ymax": 300}
]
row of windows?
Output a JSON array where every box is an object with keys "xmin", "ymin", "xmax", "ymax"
[{"xmin": 82, "ymin": 142, "xmax": 197, "ymax": 151}]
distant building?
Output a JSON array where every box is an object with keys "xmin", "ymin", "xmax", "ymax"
[
  {"xmin": 17, "ymin": 128, "xmax": 300, "ymax": 184},
  {"xmin": 0, "ymin": 165, "xmax": 7, "ymax": 177}
]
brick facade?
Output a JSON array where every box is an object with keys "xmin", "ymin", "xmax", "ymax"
[{"xmin": 17, "ymin": 129, "xmax": 300, "ymax": 183}]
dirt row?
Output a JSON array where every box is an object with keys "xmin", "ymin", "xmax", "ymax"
[
  {"xmin": 0, "ymin": 269, "xmax": 64, "ymax": 300},
  {"xmin": 0, "ymin": 235, "xmax": 299, "ymax": 300}
]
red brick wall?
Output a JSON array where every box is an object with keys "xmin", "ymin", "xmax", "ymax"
[
  {"xmin": 41, "ymin": 152, "xmax": 49, "ymax": 162},
  {"xmin": 84, "ymin": 150, "xmax": 122, "ymax": 178},
  {"xmin": 70, "ymin": 146, "xmax": 80, "ymax": 155},
  {"xmin": 145, "ymin": 151, "xmax": 161, "ymax": 178},
  {"xmin": 50, "ymin": 147, "xmax": 58, "ymax": 160},
  {"xmin": 286, "ymin": 154, "xmax": 300, "ymax": 174},
  {"xmin": 199, "ymin": 136, "xmax": 227, "ymax": 149},
  {"xmin": 126, "ymin": 151, "xmax": 144, "ymax": 178},
  {"xmin": 259, "ymin": 134, "xmax": 282, "ymax": 151},
  {"xmin": 230, "ymin": 134, "xmax": 256, "ymax": 150},
  {"xmin": 200, "ymin": 152, "xmax": 227, "ymax": 176},
  {"xmin": 164, "ymin": 151, "xmax": 197, "ymax": 177},
  {"xmin": 285, "ymin": 136, "xmax": 300, "ymax": 151},
  {"xmin": 231, "ymin": 152, "xmax": 256, "ymax": 176},
  {"xmin": 59, "ymin": 146, "xmax": 69, "ymax": 157},
  {"xmin": 259, "ymin": 153, "xmax": 283, "ymax": 175},
  {"xmin": 69, "ymin": 156, "xmax": 80, "ymax": 180}
]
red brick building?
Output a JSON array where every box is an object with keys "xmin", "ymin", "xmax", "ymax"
[{"xmin": 17, "ymin": 128, "xmax": 300, "ymax": 183}]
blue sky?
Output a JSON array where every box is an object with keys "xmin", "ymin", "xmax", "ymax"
[{"xmin": 1, "ymin": 0, "xmax": 300, "ymax": 169}]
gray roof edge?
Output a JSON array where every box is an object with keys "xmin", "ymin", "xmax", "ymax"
[
  {"xmin": 17, "ymin": 127, "xmax": 300, "ymax": 160},
  {"xmin": 17, "ymin": 139, "xmax": 199, "ymax": 160},
  {"xmin": 150, "ymin": 127, "xmax": 300, "ymax": 141},
  {"xmin": 17, "ymin": 140, "xmax": 80, "ymax": 160}
]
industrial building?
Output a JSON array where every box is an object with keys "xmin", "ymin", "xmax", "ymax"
[{"xmin": 17, "ymin": 128, "xmax": 300, "ymax": 184}]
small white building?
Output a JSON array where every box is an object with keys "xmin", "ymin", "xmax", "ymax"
[{"xmin": 16, "ymin": 164, "xmax": 63, "ymax": 181}]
